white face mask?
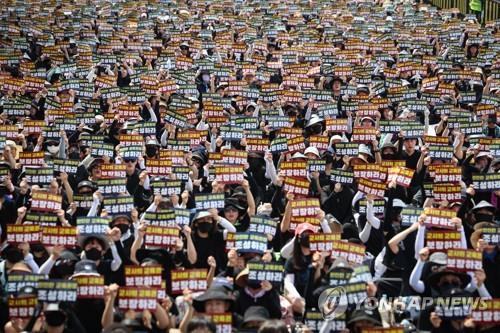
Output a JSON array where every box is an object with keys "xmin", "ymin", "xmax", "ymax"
[{"xmin": 47, "ymin": 145, "xmax": 59, "ymax": 154}]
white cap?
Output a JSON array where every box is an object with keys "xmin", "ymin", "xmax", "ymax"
[{"xmin": 304, "ymin": 146, "xmax": 320, "ymax": 158}]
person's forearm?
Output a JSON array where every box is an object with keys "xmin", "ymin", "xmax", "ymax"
[
  {"xmin": 87, "ymin": 197, "xmax": 100, "ymax": 217},
  {"xmin": 280, "ymin": 239, "xmax": 295, "ymax": 262},
  {"xmin": 186, "ymin": 235, "xmax": 197, "ymax": 265},
  {"xmin": 264, "ymin": 159, "xmax": 279, "ymax": 184},
  {"xmin": 109, "ymin": 243, "xmax": 122, "ymax": 271},
  {"xmin": 217, "ymin": 216, "xmax": 236, "ymax": 232},
  {"xmin": 179, "ymin": 305, "xmax": 194, "ymax": 333},
  {"xmin": 409, "ymin": 259, "xmax": 426, "ymax": 293},
  {"xmin": 388, "ymin": 224, "xmax": 418, "ymax": 254},
  {"xmin": 366, "ymin": 202, "xmax": 381, "ymax": 229},
  {"xmin": 101, "ymin": 296, "xmax": 116, "ymax": 330},
  {"xmin": 130, "ymin": 234, "xmax": 143, "ymax": 265},
  {"xmin": 280, "ymin": 200, "xmax": 292, "ymax": 233},
  {"xmin": 38, "ymin": 256, "xmax": 56, "ymax": 275},
  {"xmin": 63, "ymin": 181, "xmax": 73, "ymax": 203},
  {"xmin": 414, "ymin": 226, "xmax": 425, "ymax": 260},
  {"xmin": 154, "ymin": 303, "xmax": 171, "ymax": 330},
  {"xmin": 245, "ymin": 186, "xmax": 256, "ymax": 216},
  {"xmin": 359, "ymin": 217, "xmax": 372, "ymax": 243},
  {"xmin": 24, "ymin": 253, "xmax": 40, "ymax": 273},
  {"xmin": 319, "ymin": 218, "xmax": 331, "ymax": 233}
]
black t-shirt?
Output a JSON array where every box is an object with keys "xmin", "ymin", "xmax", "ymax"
[
  {"xmin": 192, "ymin": 231, "xmax": 227, "ymax": 274},
  {"xmin": 284, "ymin": 254, "xmax": 313, "ymax": 303}
]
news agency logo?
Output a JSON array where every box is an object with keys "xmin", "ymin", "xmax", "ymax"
[{"xmin": 318, "ymin": 287, "xmax": 348, "ymax": 319}]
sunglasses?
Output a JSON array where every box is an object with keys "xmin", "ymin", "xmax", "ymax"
[{"xmin": 123, "ymin": 158, "xmax": 137, "ymax": 163}]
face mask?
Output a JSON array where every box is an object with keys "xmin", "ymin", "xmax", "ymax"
[
  {"xmin": 299, "ymin": 235, "xmax": 310, "ymax": 248},
  {"xmin": 115, "ymin": 224, "xmax": 129, "ymax": 235},
  {"xmin": 202, "ymin": 75, "xmax": 210, "ymax": 83},
  {"xmin": 146, "ymin": 146, "xmax": 157, "ymax": 158},
  {"xmin": 475, "ymin": 213, "xmax": 494, "ymax": 222},
  {"xmin": 439, "ymin": 281, "xmax": 460, "ymax": 294},
  {"xmin": 45, "ymin": 311, "xmax": 66, "ymax": 327},
  {"xmin": 85, "ymin": 248, "xmax": 102, "ymax": 261},
  {"xmin": 47, "ymin": 145, "xmax": 59, "ymax": 154},
  {"xmin": 197, "ymin": 222, "xmax": 212, "ymax": 233},
  {"xmin": 68, "ymin": 152, "xmax": 80, "ymax": 160},
  {"xmin": 382, "ymin": 154, "xmax": 394, "ymax": 160},
  {"xmin": 247, "ymin": 281, "xmax": 261, "ymax": 289}
]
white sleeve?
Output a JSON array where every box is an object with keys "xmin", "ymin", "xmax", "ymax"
[
  {"xmin": 459, "ymin": 227, "xmax": 467, "ymax": 249},
  {"xmin": 284, "ymin": 273, "xmax": 301, "ymax": 299},
  {"xmin": 140, "ymin": 202, "xmax": 157, "ymax": 222},
  {"xmin": 160, "ymin": 129, "xmax": 168, "ymax": 147},
  {"xmin": 109, "ymin": 243, "xmax": 122, "ymax": 272},
  {"xmin": 142, "ymin": 175, "xmax": 151, "ymax": 190},
  {"xmin": 264, "ymin": 159, "xmax": 279, "ymax": 185},
  {"xmin": 23, "ymin": 253, "xmax": 40, "ymax": 274},
  {"xmin": 409, "ymin": 259, "xmax": 426, "ymax": 293},
  {"xmin": 147, "ymin": 106, "xmax": 157, "ymax": 122},
  {"xmin": 351, "ymin": 191, "xmax": 365, "ymax": 208},
  {"xmin": 477, "ymin": 284, "xmax": 492, "ymax": 299},
  {"xmin": 359, "ymin": 219, "xmax": 372, "ymax": 244},
  {"xmin": 87, "ymin": 196, "xmax": 101, "ymax": 217},
  {"xmin": 280, "ymin": 238, "xmax": 295, "ymax": 260},
  {"xmin": 366, "ymin": 202, "xmax": 381, "ymax": 229},
  {"xmin": 185, "ymin": 177, "xmax": 193, "ymax": 192},
  {"xmin": 218, "ymin": 217, "xmax": 236, "ymax": 233},
  {"xmin": 414, "ymin": 225, "xmax": 426, "ymax": 260},
  {"xmin": 38, "ymin": 257, "xmax": 56, "ymax": 276},
  {"xmin": 319, "ymin": 218, "xmax": 332, "ymax": 233}
]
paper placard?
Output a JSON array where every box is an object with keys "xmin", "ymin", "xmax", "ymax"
[
  {"xmin": 125, "ymin": 266, "xmax": 162, "ymax": 287},
  {"xmin": 248, "ymin": 216, "xmax": 277, "ymax": 236},
  {"xmin": 424, "ymin": 208, "xmax": 456, "ymax": 230},
  {"xmin": 472, "ymin": 173, "xmax": 500, "ymax": 191},
  {"xmin": 6, "ymin": 225, "xmax": 41, "ymax": 244},
  {"xmin": 331, "ymin": 241, "xmax": 366, "ymax": 265},
  {"xmin": 247, "ymin": 262, "xmax": 284, "ymax": 283},
  {"xmin": 195, "ymin": 193, "xmax": 225, "ymax": 210},
  {"xmin": 170, "ymin": 269, "xmax": 208, "ymax": 295},
  {"xmin": 118, "ymin": 287, "xmax": 158, "ymax": 310},
  {"xmin": 309, "ymin": 233, "xmax": 342, "ymax": 252},
  {"xmin": 357, "ymin": 178, "xmax": 386, "ymax": 198},
  {"xmin": 8, "ymin": 296, "xmax": 38, "ymax": 318},
  {"xmin": 234, "ymin": 232, "xmax": 268, "ymax": 254},
  {"xmin": 37, "ymin": 279, "xmax": 78, "ymax": 303},
  {"xmin": 471, "ymin": 299, "xmax": 500, "ymax": 324},
  {"xmin": 41, "ymin": 226, "xmax": 77, "ymax": 247},
  {"xmin": 75, "ymin": 276, "xmax": 105, "ymax": 299},
  {"xmin": 144, "ymin": 226, "xmax": 179, "ymax": 248},
  {"xmin": 426, "ymin": 231, "xmax": 462, "ymax": 251},
  {"xmin": 447, "ymin": 249, "xmax": 482, "ymax": 272}
]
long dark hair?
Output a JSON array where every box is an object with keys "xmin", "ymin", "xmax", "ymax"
[{"xmin": 292, "ymin": 236, "xmax": 308, "ymax": 270}]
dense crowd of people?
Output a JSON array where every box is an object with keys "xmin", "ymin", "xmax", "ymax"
[{"xmin": 0, "ymin": 0, "xmax": 499, "ymax": 332}]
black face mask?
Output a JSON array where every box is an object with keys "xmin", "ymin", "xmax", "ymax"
[
  {"xmin": 197, "ymin": 222, "xmax": 212, "ymax": 233},
  {"xmin": 68, "ymin": 152, "xmax": 80, "ymax": 160},
  {"xmin": 45, "ymin": 311, "xmax": 66, "ymax": 327},
  {"xmin": 247, "ymin": 280, "xmax": 261, "ymax": 289},
  {"xmin": 299, "ymin": 235, "xmax": 310, "ymax": 248},
  {"xmin": 146, "ymin": 146, "xmax": 157, "ymax": 158},
  {"xmin": 438, "ymin": 281, "xmax": 461, "ymax": 294},
  {"xmin": 474, "ymin": 213, "xmax": 494, "ymax": 223},
  {"xmin": 85, "ymin": 248, "xmax": 102, "ymax": 261},
  {"xmin": 115, "ymin": 224, "xmax": 129, "ymax": 235},
  {"xmin": 382, "ymin": 153, "xmax": 394, "ymax": 160}
]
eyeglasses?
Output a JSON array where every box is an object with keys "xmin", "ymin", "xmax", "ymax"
[{"xmin": 123, "ymin": 158, "xmax": 137, "ymax": 163}]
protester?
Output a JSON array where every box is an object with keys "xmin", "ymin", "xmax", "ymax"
[{"xmin": 0, "ymin": 0, "xmax": 499, "ymax": 332}]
